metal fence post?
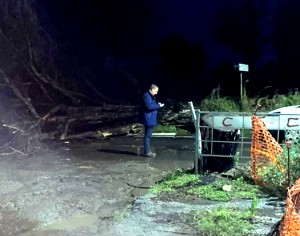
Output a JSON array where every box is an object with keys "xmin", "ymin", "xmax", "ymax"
[
  {"xmin": 188, "ymin": 102, "xmax": 202, "ymax": 175},
  {"xmin": 196, "ymin": 110, "xmax": 203, "ymax": 174},
  {"xmin": 286, "ymin": 140, "xmax": 292, "ymax": 187},
  {"xmin": 188, "ymin": 101, "xmax": 196, "ymax": 122}
]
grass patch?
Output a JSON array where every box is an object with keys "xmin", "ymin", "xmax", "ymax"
[
  {"xmin": 150, "ymin": 170, "xmax": 261, "ymax": 202},
  {"xmin": 189, "ymin": 203, "xmax": 256, "ymax": 236},
  {"xmin": 272, "ymin": 92, "xmax": 300, "ymax": 110},
  {"xmin": 154, "ymin": 125, "xmax": 192, "ymax": 136},
  {"xmin": 187, "ymin": 177, "xmax": 261, "ymax": 201},
  {"xmin": 150, "ymin": 170, "xmax": 261, "ymax": 235},
  {"xmin": 154, "ymin": 125, "xmax": 177, "ymax": 133},
  {"xmin": 199, "ymin": 88, "xmax": 240, "ymax": 112},
  {"xmin": 175, "ymin": 128, "xmax": 191, "ymax": 136},
  {"xmin": 114, "ymin": 204, "xmax": 133, "ymax": 220},
  {"xmin": 200, "ymin": 96, "xmax": 240, "ymax": 112},
  {"xmin": 150, "ymin": 169, "xmax": 200, "ymax": 194},
  {"xmin": 200, "ymin": 87, "xmax": 300, "ymax": 112},
  {"xmin": 242, "ymin": 129, "xmax": 252, "ymax": 138},
  {"xmin": 258, "ymin": 144, "xmax": 300, "ymax": 195}
]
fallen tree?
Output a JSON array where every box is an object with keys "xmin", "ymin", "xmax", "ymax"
[{"xmin": 0, "ymin": 0, "xmax": 144, "ymax": 155}]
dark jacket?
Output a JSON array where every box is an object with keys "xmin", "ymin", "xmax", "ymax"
[{"xmin": 141, "ymin": 91, "xmax": 161, "ymax": 127}]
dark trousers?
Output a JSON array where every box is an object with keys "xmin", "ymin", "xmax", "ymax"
[{"xmin": 144, "ymin": 125, "xmax": 155, "ymax": 154}]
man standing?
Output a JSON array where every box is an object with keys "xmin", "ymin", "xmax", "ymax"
[{"xmin": 141, "ymin": 84, "xmax": 164, "ymax": 157}]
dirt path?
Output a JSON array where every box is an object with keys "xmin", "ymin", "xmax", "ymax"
[
  {"xmin": 0, "ymin": 137, "xmax": 194, "ymax": 235},
  {"xmin": 0, "ymin": 137, "xmax": 283, "ymax": 235}
]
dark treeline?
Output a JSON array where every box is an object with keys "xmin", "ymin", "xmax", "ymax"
[
  {"xmin": 1, "ymin": 0, "xmax": 300, "ymax": 114},
  {"xmin": 36, "ymin": 0, "xmax": 300, "ymax": 102}
]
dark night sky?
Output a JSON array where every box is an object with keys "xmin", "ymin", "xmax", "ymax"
[{"xmin": 37, "ymin": 0, "xmax": 300, "ymax": 103}]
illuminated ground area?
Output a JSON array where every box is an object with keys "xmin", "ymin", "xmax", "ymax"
[{"xmin": 0, "ymin": 137, "xmax": 282, "ymax": 235}]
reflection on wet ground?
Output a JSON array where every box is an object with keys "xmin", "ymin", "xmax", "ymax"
[
  {"xmin": 66, "ymin": 136, "xmax": 196, "ymax": 172},
  {"xmin": 69, "ymin": 135, "xmax": 251, "ymax": 171},
  {"xmin": 1, "ymin": 136, "xmax": 192, "ymax": 235}
]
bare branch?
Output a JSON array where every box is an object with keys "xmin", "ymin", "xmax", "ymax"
[
  {"xmin": 0, "ymin": 69, "xmax": 40, "ymax": 118},
  {"xmin": 27, "ymin": 38, "xmax": 53, "ymax": 101},
  {"xmin": 9, "ymin": 146, "xmax": 27, "ymax": 156}
]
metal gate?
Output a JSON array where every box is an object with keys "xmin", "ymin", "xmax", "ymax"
[{"xmin": 188, "ymin": 102, "xmax": 300, "ymax": 174}]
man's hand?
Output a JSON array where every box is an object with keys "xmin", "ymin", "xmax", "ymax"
[{"xmin": 159, "ymin": 102, "xmax": 164, "ymax": 107}]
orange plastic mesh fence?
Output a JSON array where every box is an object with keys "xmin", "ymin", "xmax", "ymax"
[
  {"xmin": 251, "ymin": 115, "xmax": 300, "ymax": 235},
  {"xmin": 280, "ymin": 178, "xmax": 300, "ymax": 236},
  {"xmin": 251, "ymin": 115, "xmax": 284, "ymax": 183}
]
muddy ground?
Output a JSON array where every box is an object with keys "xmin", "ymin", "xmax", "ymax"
[{"xmin": 0, "ymin": 136, "xmax": 284, "ymax": 236}]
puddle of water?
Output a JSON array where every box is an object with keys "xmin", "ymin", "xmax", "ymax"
[
  {"xmin": 148, "ymin": 149, "xmax": 195, "ymax": 171},
  {"xmin": 66, "ymin": 136, "xmax": 250, "ymax": 172},
  {"xmin": 42, "ymin": 213, "xmax": 98, "ymax": 230}
]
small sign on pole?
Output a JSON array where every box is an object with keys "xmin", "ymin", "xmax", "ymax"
[
  {"xmin": 238, "ymin": 63, "xmax": 249, "ymax": 72},
  {"xmin": 234, "ymin": 63, "xmax": 249, "ymax": 110}
]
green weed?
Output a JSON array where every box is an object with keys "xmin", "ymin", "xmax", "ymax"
[
  {"xmin": 175, "ymin": 128, "xmax": 191, "ymax": 136},
  {"xmin": 153, "ymin": 125, "xmax": 177, "ymax": 133},
  {"xmin": 187, "ymin": 177, "xmax": 260, "ymax": 201},
  {"xmin": 154, "ymin": 125, "xmax": 192, "ymax": 136},
  {"xmin": 114, "ymin": 204, "xmax": 133, "ymax": 220},
  {"xmin": 259, "ymin": 144, "xmax": 300, "ymax": 193},
  {"xmin": 200, "ymin": 87, "xmax": 300, "ymax": 112},
  {"xmin": 149, "ymin": 169, "xmax": 200, "ymax": 194},
  {"xmin": 189, "ymin": 204, "xmax": 255, "ymax": 236}
]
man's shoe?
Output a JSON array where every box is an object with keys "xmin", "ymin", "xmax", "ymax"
[{"xmin": 144, "ymin": 152, "xmax": 156, "ymax": 157}]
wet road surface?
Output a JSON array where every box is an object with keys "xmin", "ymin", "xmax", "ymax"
[
  {"xmin": 95, "ymin": 136, "xmax": 196, "ymax": 171},
  {"xmin": 0, "ymin": 136, "xmax": 196, "ymax": 235},
  {"xmin": 0, "ymin": 135, "xmax": 279, "ymax": 236}
]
